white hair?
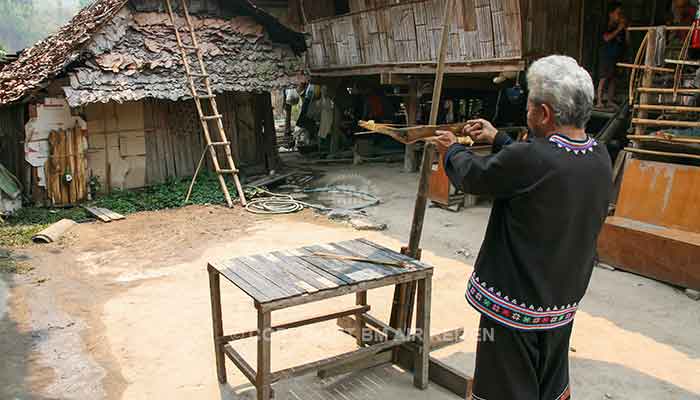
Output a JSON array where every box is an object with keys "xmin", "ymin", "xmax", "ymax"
[{"xmin": 526, "ymin": 55, "xmax": 595, "ymax": 129}]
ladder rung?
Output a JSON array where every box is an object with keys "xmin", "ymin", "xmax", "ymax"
[
  {"xmin": 197, "ymin": 94, "xmax": 216, "ymax": 99},
  {"xmin": 209, "ymin": 141, "xmax": 230, "ymax": 146},
  {"xmin": 217, "ymin": 169, "xmax": 239, "ymax": 174},
  {"xmin": 191, "ymin": 73, "xmax": 209, "ymax": 78},
  {"xmin": 182, "ymin": 45, "xmax": 199, "ymax": 50},
  {"xmin": 202, "ymin": 114, "xmax": 222, "ymax": 121}
]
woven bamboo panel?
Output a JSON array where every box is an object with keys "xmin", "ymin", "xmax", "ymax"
[{"xmin": 306, "ymin": 0, "xmax": 523, "ymax": 69}]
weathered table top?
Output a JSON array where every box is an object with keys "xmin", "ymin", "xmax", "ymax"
[{"xmin": 209, "ymin": 238, "xmax": 433, "ymax": 306}]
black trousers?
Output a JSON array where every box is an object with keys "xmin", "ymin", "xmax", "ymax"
[{"xmin": 472, "ymin": 315, "xmax": 573, "ymax": 400}]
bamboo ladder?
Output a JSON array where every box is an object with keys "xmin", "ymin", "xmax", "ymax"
[{"xmin": 164, "ymin": 0, "xmax": 247, "ymax": 207}]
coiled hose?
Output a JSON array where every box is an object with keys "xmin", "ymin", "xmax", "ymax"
[{"xmin": 245, "ymin": 187, "xmax": 380, "ymax": 215}]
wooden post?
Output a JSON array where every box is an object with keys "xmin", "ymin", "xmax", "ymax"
[
  {"xmin": 429, "ymin": 1, "xmax": 453, "ymax": 126},
  {"xmin": 404, "ymin": 80, "xmax": 419, "ymax": 172},
  {"xmin": 257, "ymin": 310, "xmax": 272, "ymax": 400},
  {"xmin": 208, "ymin": 266, "xmax": 227, "ymax": 383},
  {"xmin": 414, "ymin": 276, "xmax": 432, "ymax": 390},
  {"xmin": 356, "ymin": 291, "xmax": 367, "ymax": 346},
  {"xmin": 395, "ymin": 0, "xmax": 453, "ymax": 335},
  {"xmin": 635, "ymin": 28, "xmax": 657, "ymax": 136}
]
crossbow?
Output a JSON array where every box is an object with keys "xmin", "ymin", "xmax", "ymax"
[{"xmin": 358, "ymin": 120, "xmax": 475, "ymax": 146}]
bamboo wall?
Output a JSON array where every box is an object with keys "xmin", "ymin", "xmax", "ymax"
[
  {"xmin": 306, "ymin": 0, "xmax": 523, "ymax": 70},
  {"xmin": 520, "ymin": 0, "xmax": 583, "ymax": 61},
  {"xmin": 143, "ymin": 92, "xmax": 276, "ymax": 185}
]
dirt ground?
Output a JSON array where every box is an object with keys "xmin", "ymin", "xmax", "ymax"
[{"xmin": 1, "ymin": 162, "xmax": 699, "ymax": 400}]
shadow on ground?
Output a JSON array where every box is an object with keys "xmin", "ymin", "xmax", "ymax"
[
  {"xmin": 202, "ymin": 349, "xmax": 700, "ymax": 400},
  {"xmin": 0, "ymin": 274, "xmax": 56, "ymax": 400}
]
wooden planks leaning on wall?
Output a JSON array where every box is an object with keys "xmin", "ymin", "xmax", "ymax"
[{"xmin": 306, "ymin": 0, "xmax": 523, "ymax": 70}]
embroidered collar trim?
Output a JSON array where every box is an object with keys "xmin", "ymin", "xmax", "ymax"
[
  {"xmin": 549, "ymin": 133, "xmax": 598, "ymax": 155},
  {"xmin": 465, "ymin": 274, "xmax": 578, "ymax": 331}
]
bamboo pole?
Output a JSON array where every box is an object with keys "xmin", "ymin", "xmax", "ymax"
[
  {"xmin": 635, "ymin": 29, "xmax": 658, "ymax": 135},
  {"xmin": 629, "ymin": 32, "xmax": 649, "ymax": 105},
  {"xmin": 617, "ymin": 63, "xmax": 674, "ymax": 73},
  {"xmin": 428, "ymin": 0, "xmax": 453, "ymax": 125},
  {"xmin": 391, "ymin": 0, "xmax": 454, "ymax": 340},
  {"xmin": 632, "ymin": 118, "xmax": 700, "ymax": 128},
  {"xmin": 625, "ymin": 147, "xmax": 700, "ymax": 160},
  {"xmin": 637, "ymin": 87, "xmax": 700, "ymax": 94},
  {"xmin": 634, "ymin": 104, "xmax": 700, "ymax": 112},
  {"xmin": 628, "ymin": 135, "xmax": 700, "ymax": 144},
  {"xmin": 628, "ymin": 26, "xmax": 691, "ymax": 31},
  {"xmin": 674, "ymin": 21, "xmax": 697, "ymax": 101},
  {"xmin": 665, "ymin": 59, "xmax": 700, "ymax": 66}
]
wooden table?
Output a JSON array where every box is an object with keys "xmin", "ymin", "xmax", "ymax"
[{"xmin": 207, "ymin": 238, "xmax": 434, "ymax": 400}]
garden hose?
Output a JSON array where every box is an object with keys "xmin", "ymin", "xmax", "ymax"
[{"xmin": 245, "ymin": 187, "xmax": 381, "ymax": 215}]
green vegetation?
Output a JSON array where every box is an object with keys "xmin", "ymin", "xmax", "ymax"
[{"xmin": 0, "ymin": 173, "xmax": 258, "ymax": 247}]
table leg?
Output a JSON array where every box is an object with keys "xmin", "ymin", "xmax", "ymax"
[
  {"xmin": 208, "ymin": 266, "xmax": 227, "ymax": 383},
  {"xmin": 257, "ymin": 310, "xmax": 272, "ymax": 400},
  {"xmin": 356, "ymin": 291, "xmax": 367, "ymax": 346},
  {"xmin": 414, "ymin": 277, "xmax": 432, "ymax": 389}
]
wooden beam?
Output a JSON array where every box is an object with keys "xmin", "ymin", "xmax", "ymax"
[
  {"xmin": 317, "ymin": 351, "xmax": 393, "ymax": 379},
  {"xmin": 270, "ymin": 337, "xmax": 412, "ymax": 383},
  {"xmin": 335, "ymin": 315, "xmax": 472, "ymax": 397},
  {"xmin": 309, "ymin": 60, "xmax": 525, "ymax": 78},
  {"xmin": 632, "ymin": 118, "xmax": 700, "ymax": 128},
  {"xmin": 624, "ymin": 147, "xmax": 700, "ymax": 160},
  {"xmin": 219, "ymin": 305, "xmax": 371, "ymax": 343},
  {"xmin": 380, "ymin": 73, "xmax": 410, "ymax": 86},
  {"xmin": 223, "ymin": 345, "xmax": 256, "ymax": 385}
]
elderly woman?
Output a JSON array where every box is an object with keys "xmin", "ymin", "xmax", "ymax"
[{"xmin": 435, "ymin": 55, "xmax": 612, "ymax": 400}]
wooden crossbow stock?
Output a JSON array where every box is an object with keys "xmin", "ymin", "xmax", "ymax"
[{"xmin": 358, "ymin": 120, "xmax": 475, "ymax": 146}]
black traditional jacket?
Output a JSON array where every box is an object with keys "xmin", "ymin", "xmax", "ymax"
[{"xmin": 445, "ymin": 132, "xmax": 612, "ymax": 331}]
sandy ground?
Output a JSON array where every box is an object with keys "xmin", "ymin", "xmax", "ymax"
[{"xmin": 1, "ymin": 161, "xmax": 699, "ymax": 400}]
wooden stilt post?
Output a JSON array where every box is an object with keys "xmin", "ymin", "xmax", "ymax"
[{"xmin": 404, "ymin": 80, "xmax": 420, "ymax": 172}]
